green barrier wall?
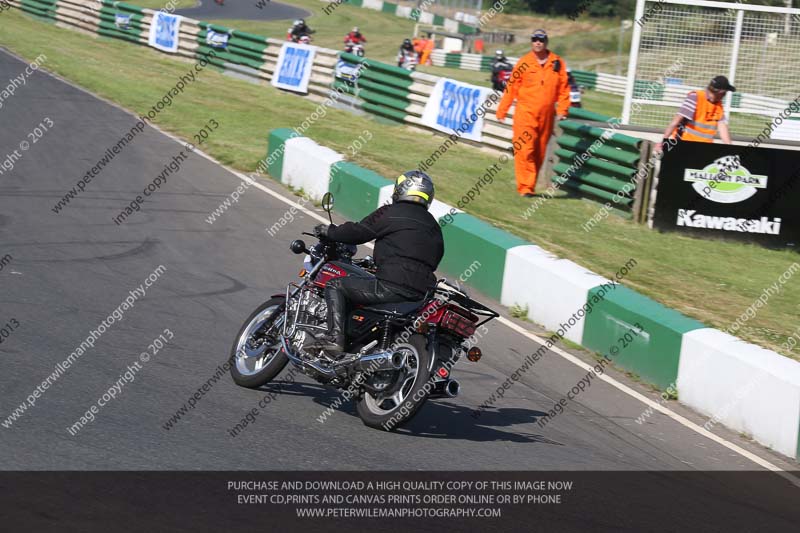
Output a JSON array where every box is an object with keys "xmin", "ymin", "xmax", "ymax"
[
  {"xmin": 439, "ymin": 214, "xmax": 527, "ymax": 299},
  {"xmin": 581, "ymin": 285, "xmax": 705, "ymax": 390},
  {"xmin": 19, "ymin": 0, "xmax": 57, "ymax": 18},
  {"xmin": 340, "ymin": 53, "xmax": 413, "ymax": 122},
  {"xmin": 266, "ymin": 128, "xmax": 295, "ymax": 180},
  {"xmin": 196, "ymin": 22, "xmax": 269, "ymax": 71},
  {"xmin": 554, "ymin": 113, "xmax": 645, "ymax": 215},
  {"xmin": 98, "ymin": 2, "xmax": 145, "ymax": 44},
  {"xmin": 329, "ymin": 163, "xmax": 389, "ymax": 220}
]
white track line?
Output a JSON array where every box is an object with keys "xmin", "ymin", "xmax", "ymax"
[{"xmin": 13, "ymin": 47, "xmax": 797, "ymax": 485}]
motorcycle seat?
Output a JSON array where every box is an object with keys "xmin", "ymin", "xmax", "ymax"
[{"xmin": 362, "ymin": 299, "xmax": 428, "ymax": 316}]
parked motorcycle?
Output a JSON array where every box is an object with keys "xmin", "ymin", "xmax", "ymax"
[{"xmin": 230, "ymin": 194, "xmax": 498, "ymax": 430}]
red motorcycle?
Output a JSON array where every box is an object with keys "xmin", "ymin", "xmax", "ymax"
[{"xmin": 230, "ymin": 194, "xmax": 498, "ymax": 430}]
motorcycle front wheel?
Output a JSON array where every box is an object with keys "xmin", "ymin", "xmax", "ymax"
[
  {"xmin": 230, "ymin": 297, "xmax": 288, "ymax": 389},
  {"xmin": 356, "ymin": 334, "xmax": 433, "ymax": 431}
]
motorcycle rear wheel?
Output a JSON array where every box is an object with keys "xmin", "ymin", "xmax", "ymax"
[
  {"xmin": 230, "ymin": 297, "xmax": 288, "ymax": 389},
  {"xmin": 356, "ymin": 334, "xmax": 432, "ymax": 431}
]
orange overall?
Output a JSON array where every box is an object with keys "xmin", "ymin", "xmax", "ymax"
[
  {"xmin": 420, "ymin": 39, "xmax": 434, "ymax": 66},
  {"xmin": 496, "ymin": 51, "xmax": 571, "ymax": 195}
]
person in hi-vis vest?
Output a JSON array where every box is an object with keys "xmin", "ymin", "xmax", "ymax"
[{"xmin": 655, "ymin": 75, "xmax": 735, "ymax": 155}]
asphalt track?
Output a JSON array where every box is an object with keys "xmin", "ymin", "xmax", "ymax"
[
  {"xmin": 0, "ymin": 48, "xmax": 799, "ymax": 529},
  {"xmin": 175, "ymin": 0, "xmax": 309, "ymax": 21}
]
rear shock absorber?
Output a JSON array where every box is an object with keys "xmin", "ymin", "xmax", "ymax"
[{"xmin": 379, "ymin": 319, "xmax": 392, "ymax": 350}]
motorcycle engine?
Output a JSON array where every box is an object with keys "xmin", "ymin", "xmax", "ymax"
[{"xmin": 289, "ymin": 289, "xmax": 328, "ymax": 354}]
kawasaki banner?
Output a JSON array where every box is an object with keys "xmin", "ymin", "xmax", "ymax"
[
  {"xmin": 148, "ymin": 12, "xmax": 182, "ymax": 53},
  {"xmin": 421, "ymin": 78, "xmax": 490, "ymax": 142},
  {"xmin": 271, "ymin": 42, "xmax": 316, "ymax": 94},
  {"xmin": 653, "ymin": 141, "xmax": 800, "ymax": 249}
]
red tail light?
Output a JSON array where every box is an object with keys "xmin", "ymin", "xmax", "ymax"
[{"xmin": 440, "ymin": 309, "xmax": 476, "ymax": 337}]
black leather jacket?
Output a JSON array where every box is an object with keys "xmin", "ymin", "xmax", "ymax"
[{"xmin": 326, "ymin": 202, "xmax": 444, "ymax": 295}]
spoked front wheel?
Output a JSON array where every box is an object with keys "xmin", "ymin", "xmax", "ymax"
[
  {"xmin": 356, "ymin": 334, "xmax": 433, "ymax": 431},
  {"xmin": 230, "ymin": 297, "xmax": 288, "ymax": 389}
]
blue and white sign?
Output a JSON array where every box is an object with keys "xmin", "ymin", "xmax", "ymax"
[
  {"xmin": 206, "ymin": 30, "xmax": 229, "ymax": 49},
  {"xmin": 271, "ymin": 42, "xmax": 316, "ymax": 94},
  {"xmin": 115, "ymin": 13, "xmax": 131, "ymax": 30},
  {"xmin": 148, "ymin": 12, "xmax": 182, "ymax": 54},
  {"xmin": 334, "ymin": 59, "xmax": 362, "ymax": 82},
  {"xmin": 421, "ymin": 78, "xmax": 490, "ymax": 142}
]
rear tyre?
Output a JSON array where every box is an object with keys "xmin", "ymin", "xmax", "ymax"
[
  {"xmin": 230, "ymin": 297, "xmax": 289, "ymax": 389},
  {"xmin": 356, "ymin": 334, "xmax": 433, "ymax": 431}
]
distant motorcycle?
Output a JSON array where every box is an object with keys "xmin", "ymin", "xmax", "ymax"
[
  {"xmin": 344, "ymin": 40, "xmax": 365, "ymax": 57},
  {"xmin": 398, "ymin": 50, "xmax": 418, "ymax": 71},
  {"xmin": 230, "ymin": 193, "xmax": 498, "ymax": 430},
  {"xmin": 287, "ymin": 30, "xmax": 313, "ymax": 44},
  {"xmin": 567, "ymin": 69, "xmax": 584, "ymax": 108},
  {"xmin": 492, "ymin": 67, "xmax": 512, "ymax": 91}
]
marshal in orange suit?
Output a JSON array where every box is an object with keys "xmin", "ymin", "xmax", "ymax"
[{"xmin": 496, "ymin": 29, "xmax": 571, "ymax": 197}]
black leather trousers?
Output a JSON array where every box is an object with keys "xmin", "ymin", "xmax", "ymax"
[{"xmin": 324, "ymin": 276, "xmax": 422, "ymax": 340}]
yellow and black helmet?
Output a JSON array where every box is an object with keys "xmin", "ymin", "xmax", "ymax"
[{"xmin": 392, "ymin": 170, "xmax": 435, "ymax": 208}]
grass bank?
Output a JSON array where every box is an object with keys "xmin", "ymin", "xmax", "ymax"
[{"xmin": 2, "ymin": 9, "xmax": 798, "ymax": 361}]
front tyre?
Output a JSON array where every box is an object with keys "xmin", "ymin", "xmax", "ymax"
[
  {"xmin": 230, "ymin": 297, "xmax": 288, "ymax": 389},
  {"xmin": 356, "ymin": 334, "xmax": 433, "ymax": 431}
]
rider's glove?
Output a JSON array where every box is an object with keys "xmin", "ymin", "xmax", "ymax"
[{"xmin": 313, "ymin": 224, "xmax": 330, "ymax": 239}]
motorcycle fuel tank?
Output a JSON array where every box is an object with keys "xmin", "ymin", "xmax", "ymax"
[{"xmin": 313, "ymin": 261, "xmax": 371, "ymax": 288}]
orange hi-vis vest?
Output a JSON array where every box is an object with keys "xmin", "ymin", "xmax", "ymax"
[{"xmin": 681, "ymin": 90, "xmax": 725, "ymax": 143}]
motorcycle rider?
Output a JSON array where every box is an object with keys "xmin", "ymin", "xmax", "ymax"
[
  {"xmin": 567, "ymin": 68, "xmax": 583, "ymax": 108},
  {"xmin": 345, "ymin": 26, "xmax": 367, "ymax": 45},
  {"xmin": 344, "ymin": 26, "xmax": 366, "ymax": 56},
  {"xmin": 490, "ymin": 49, "xmax": 513, "ymax": 91},
  {"xmin": 397, "ymin": 38, "xmax": 417, "ymax": 68},
  {"xmin": 313, "ymin": 171, "xmax": 444, "ymax": 353},
  {"xmin": 289, "ymin": 19, "xmax": 314, "ymax": 42}
]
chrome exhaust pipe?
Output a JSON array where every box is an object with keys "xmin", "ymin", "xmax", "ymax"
[
  {"xmin": 281, "ymin": 336, "xmax": 337, "ymax": 378},
  {"xmin": 352, "ymin": 351, "xmax": 406, "ymax": 373},
  {"xmin": 444, "ymin": 379, "xmax": 460, "ymax": 398}
]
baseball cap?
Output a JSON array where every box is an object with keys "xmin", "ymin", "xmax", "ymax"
[{"xmin": 709, "ymin": 75, "xmax": 736, "ymax": 92}]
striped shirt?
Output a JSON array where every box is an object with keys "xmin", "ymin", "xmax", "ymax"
[{"xmin": 678, "ymin": 91, "xmax": 727, "ymax": 123}]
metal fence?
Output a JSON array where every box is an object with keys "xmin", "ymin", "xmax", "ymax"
[{"xmin": 623, "ymin": 0, "xmax": 800, "ymax": 140}]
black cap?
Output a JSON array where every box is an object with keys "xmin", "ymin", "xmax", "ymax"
[{"xmin": 710, "ymin": 75, "xmax": 736, "ymax": 92}]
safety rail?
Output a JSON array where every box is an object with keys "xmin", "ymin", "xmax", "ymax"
[
  {"xmin": 340, "ymin": 0, "xmax": 476, "ymax": 34},
  {"xmin": 553, "ymin": 108, "xmax": 650, "ymax": 221}
]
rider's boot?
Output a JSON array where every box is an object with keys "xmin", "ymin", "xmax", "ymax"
[{"xmin": 315, "ymin": 285, "xmax": 346, "ymax": 353}]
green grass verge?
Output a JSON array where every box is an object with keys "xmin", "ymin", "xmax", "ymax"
[
  {"xmin": 205, "ymin": 0, "xmax": 627, "ymax": 69},
  {"xmin": 206, "ymin": 0, "xmax": 418, "ymax": 64},
  {"xmin": 3, "ymin": 8, "xmax": 799, "ymax": 361}
]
